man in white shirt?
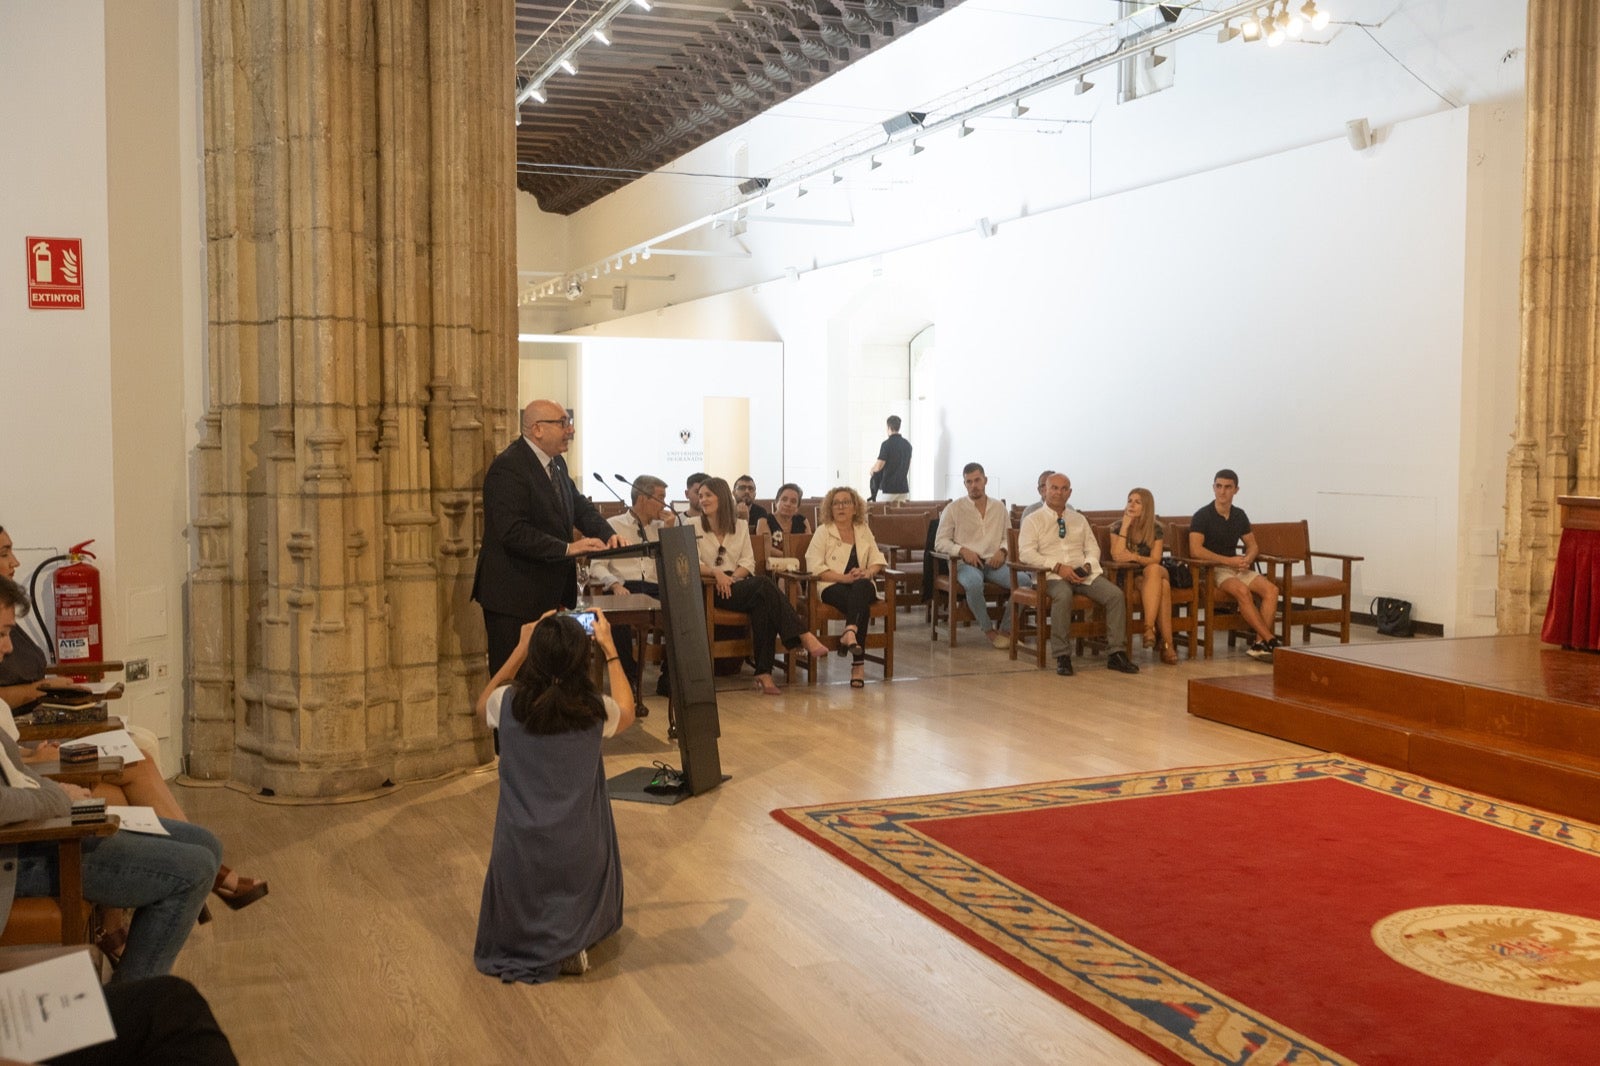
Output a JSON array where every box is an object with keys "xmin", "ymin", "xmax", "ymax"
[
  {"xmin": 593, "ymin": 474, "xmax": 677, "ymax": 707},
  {"xmin": 934, "ymin": 463, "xmax": 1012, "ymax": 649},
  {"xmin": 1017, "ymin": 474, "xmax": 1140, "ymax": 677}
]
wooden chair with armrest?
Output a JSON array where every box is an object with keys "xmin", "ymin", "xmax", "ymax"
[
  {"xmin": 867, "ymin": 510, "xmax": 936, "ymax": 614},
  {"xmin": 929, "ymin": 547, "xmax": 1010, "ymax": 646},
  {"xmin": 1251, "ymin": 520, "xmax": 1363, "ymax": 646},
  {"xmin": 1184, "ymin": 529, "xmax": 1274, "ymax": 659},
  {"xmin": 0, "ymin": 816, "xmax": 121, "ymax": 948},
  {"xmin": 1113, "ymin": 519, "xmax": 1201, "ymax": 661},
  {"xmin": 1005, "ymin": 528, "xmax": 1110, "ymax": 669},
  {"xmin": 702, "ymin": 534, "xmax": 809, "ymax": 685},
  {"xmin": 799, "ymin": 563, "xmax": 900, "ymax": 684}
]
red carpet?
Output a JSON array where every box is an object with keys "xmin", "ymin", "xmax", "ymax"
[{"xmin": 774, "ymin": 757, "xmax": 1600, "ymax": 1065}]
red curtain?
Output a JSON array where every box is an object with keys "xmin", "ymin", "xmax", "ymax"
[{"xmin": 1541, "ymin": 528, "xmax": 1600, "ymax": 649}]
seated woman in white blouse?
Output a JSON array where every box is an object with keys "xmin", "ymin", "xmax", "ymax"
[
  {"xmin": 696, "ymin": 477, "xmax": 827, "ymax": 695},
  {"xmin": 805, "ymin": 486, "xmax": 887, "ymax": 689}
]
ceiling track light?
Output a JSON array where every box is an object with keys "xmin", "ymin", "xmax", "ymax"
[
  {"xmin": 868, "ymin": 155, "xmax": 882, "ymax": 170},
  {"xmin": 830, "ymin": 170, "xmax": 843, "ymax": 184},
  {"xmin": 1217, "ymin": 20, "xmax": 1240, "ymax": 43},
  {"xmin": 629, "ymin": 252, "xmax": 638, "ymax": 264},
  {"xmin": 1241, "ymin": 15, "xmax": 1262, "ymax": 41},
  {"xmin": 631, "ymin": 0, "xmax": 650, "ymax": 8},
  {"xmin": 909, "ymin": 140, "xmax": 924, "ymax": 156},
  {"xmin": 1303, "ymin": 0, "xmax": 1330, "ymax": 30},
  {"xmin": 1149, "ymin": 50, "xmax": 1167, "ymax": 67},
  {"xmin": 957, "ymin": 122, "xmax": 973, "ymax": 138},
  {"xmin": 1074, "ymin": 76, "xmax": 1093, "ymax": 95},
  {"xmin": 559, "ymin": 58, "xmax": 577, "ymax": 75},
  {"xmin": 593, "ymin": 29, "xmax": 611, "ymax": 45},
  {"xmin": 641, "ymin": 247, "xmax": 651, "ymax": 260},
  {"xmin": 1010, "ymin": 101, "xmax": 1029, "ymax": 118}
]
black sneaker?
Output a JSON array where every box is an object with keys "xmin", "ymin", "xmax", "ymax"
[
  {"xmin": 1056, "ymin": 655, "xmax": 1075, "ymax": 676},
  {"xmin": 1246, "ymin": 640, "xmax": 1273, "ymax": 662},
  {"xmin": 1107, "ymin": 651, "xmax": 1140, "ymax": 674}
]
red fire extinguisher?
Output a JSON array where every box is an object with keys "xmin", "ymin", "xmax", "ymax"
[{"xmin": 54, "ymin": 541, "xmax": 103, "ymax": 668}]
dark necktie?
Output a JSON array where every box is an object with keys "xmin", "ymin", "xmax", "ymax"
[{"xmin": 550, "ymin": 456, "xmax": 573, "ymax": 525}]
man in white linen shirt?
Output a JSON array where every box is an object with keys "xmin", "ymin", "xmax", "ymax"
[
  {"xmin": 1017, "ymin": 473, "xmax": 1140, "ymax": 677},
  {"xmin": 934, "ymin": 462, "xmax": 1012, "ymax": 649},
  {"xmin": 593, "ymin": 474, "xmax": 678, "ymax": 709}
]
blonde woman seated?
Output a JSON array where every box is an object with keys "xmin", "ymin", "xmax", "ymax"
[
  {"xmin": 1109, "ymin": 488, "xmax": 1179, "ymax": 665},
  {"xmin": 805, "ymin": 486, "xmax": 887, "ymax": 689},
  {"xmin": 696, "ymin": 478, "xmax": 827, "ymax": 695}
]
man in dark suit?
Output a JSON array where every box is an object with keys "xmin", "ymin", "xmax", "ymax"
[{"xmin": 473, "ymin": 399, "xmax": 620, "ymax": 673}]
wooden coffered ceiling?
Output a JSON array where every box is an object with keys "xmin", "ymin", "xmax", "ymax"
[{"xmin": 514, "ymin": 0, "xmax": 967, "ymax": 215}]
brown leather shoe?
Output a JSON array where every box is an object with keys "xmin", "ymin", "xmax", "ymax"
[{"xmin": 1160, "ymin": 642, "xmax": 1179, "ymax": 665}]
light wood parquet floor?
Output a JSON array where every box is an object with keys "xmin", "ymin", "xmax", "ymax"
[{"xmin": 171, "ymin": 617, "xmax": 1351, "ymax": 1065}]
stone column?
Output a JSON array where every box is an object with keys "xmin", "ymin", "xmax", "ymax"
[
  {"xmin": 1501, "ymin": 0, "xmax": 1600, "ymax": 634},
  {"xmin": 190, "ymin": 0, "xmax": 515, "ymax": 795}
]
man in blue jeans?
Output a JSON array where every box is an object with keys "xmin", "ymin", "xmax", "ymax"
[
  {"xmin": 0, "ymin": 575, "xmax": 220, "ymax": 982},
  {"xmin": 934, "ymin": 463, "xmax": 1013, "ymax": 648}
]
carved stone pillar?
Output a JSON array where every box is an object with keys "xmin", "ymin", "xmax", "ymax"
[
  {"xmin": 190, "ymin": 0, "xmax": 515, "ymax": 795},
  {"xmin": 1501, "ymin": 1, "xmax": 1600, "ymax": 634}
]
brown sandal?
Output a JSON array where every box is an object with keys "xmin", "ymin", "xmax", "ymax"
[
  {"xmin": 1160, "ymin": 641, "xmax": 1179, "ymax": 665},
  {"xmin": 213, "ymin": 865, "xmax": 270, "ymax": 911}
]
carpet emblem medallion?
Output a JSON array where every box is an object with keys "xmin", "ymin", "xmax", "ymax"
[{"xmin": 1372, "ymin": 905, "xmax": 1600, "ymax": 1006}]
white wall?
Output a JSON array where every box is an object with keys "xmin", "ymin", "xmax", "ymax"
[{"xmin": 571, "ymin": 106, "xmax": 1503, "ymax": 629}]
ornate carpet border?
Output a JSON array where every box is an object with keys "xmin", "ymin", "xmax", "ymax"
[{"xmin": 771, "ymin": 756, "xmax": 1600, "ymax": 1065}]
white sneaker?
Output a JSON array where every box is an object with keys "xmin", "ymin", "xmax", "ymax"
[
  {"xmin": 988, "ymin": 630, "xmax": 1012, "ymax": 650},
  {"xmin": 559, "ymin": 949, "xmax": 590, "ymax": 976}
]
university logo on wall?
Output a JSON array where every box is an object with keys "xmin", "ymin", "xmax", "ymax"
[
  {"xmin": 26, "ymin": 237, "xmax": 85, "ymax": 310},
  {"xmin": 679, "ymin": 429, "xmax": 692, "ymax": 444}
]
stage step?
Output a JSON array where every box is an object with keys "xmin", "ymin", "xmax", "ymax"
[{"xmin": 1188, "ymin": 665, "xmax": 1600, "ymax": 826}]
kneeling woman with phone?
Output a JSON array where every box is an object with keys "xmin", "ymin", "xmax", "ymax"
[{"xmin": 473, "ymin": 607, "xmax": 635, "ymax": 982}]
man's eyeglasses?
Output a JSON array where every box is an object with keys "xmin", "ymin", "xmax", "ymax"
[
  {"xmin": 532, "ymin": 417, "xmax": 575, "ymax": 429},
  {"xmin": 1057, "ymin": 516, "xmax": 1068, "ymax": 539}
]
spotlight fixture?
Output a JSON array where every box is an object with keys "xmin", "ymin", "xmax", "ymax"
[
  {"xmin": 868, "ymin": 155, "xmax": 882, "ymax": 170},
  {"xmin": 629, "ymin": 252, "xmax": 638, "ymax": 264},
  {"xmin": 615, "ymin": 257, "xmax": 623, "ymax": 270},
  {"xmin": 1149, "ymin": 50, "xmax": 1168, "ymax": 67},
  {"xmin": 559, "ymin": 58, "xmax": 577, "ymax": 75},
  {"xmin": 830, "ymin": 170, "xmax": 843, "ymax": 184},
  {"xmin": 795, "ymin": 184, "xmax": 808, "ymax": 197},
  {"xmin": 957, "ymin": 122, "xmax": 973, "ymax": 138},
  {"xmin": 1303, "ymin": 0, "xmax": 1330, "ymax": 30},
  {"xmin": 593, "ymin": 29, "xmax": 611, "ymax": 45},
  {"xmin": 737, "ymin": 176, "xmax": 771, "ymax": 196},
  {"xmin": 1267, "ymin": 4, "xmax": 1286, "ymax": 48},
  {"xmin": 1346, "ymin": 116, "xmax": 1374, "ymax": 150},
  {"xmin": 975, "ymin": 217, "xmax": 994, "ymax": 239},
  {"xmin": 529, "ymin": 86, "xmax": 546, "ymax": 103},
  {"xmin": 1241, "ymin": 14, "xmax": 1262, "ymax": 40},
  {"xmin": 881, "ymin": 111, "xmax": 927, "ymax": 136},
  {"xmin": 1217, "ymin": 20, "xmax": 1239, "ymax": 42},
  {"xmin": 641, "ymin": 247, "xmax": 651, "ymax": 260},
  {"xmin": 1074, "ymin": 76, "xmax": 1094, "ymax": 95},
  {"xmin": 909, "ymin": 140, "xmax": 924, "ymax": 156},
  {"xmin": 603, "ymin": 262, "xmax": 611, "ymax": 275},
  {"xmin": 1010, "ymin": 101, "xmax": 1029, "ymax": 118},
  {"xmin": 566, "ymin": 278, "xmax": 583, "ymax": 299},
  {"xmin": 631, "ymin": 0, "xmax": 651, "ymax": 8}
]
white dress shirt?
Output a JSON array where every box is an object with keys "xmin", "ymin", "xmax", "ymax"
[
  {"xmin": 1018, "ymin": 505, "xmax": 1102, "ymax": 580},
  {"xmin": 592, "ymin": 510, "xmax": 663, "ymax": 588},
  {"xmin": 935, "ymin": 495, "xmax": 1010, "ymax": 559}
]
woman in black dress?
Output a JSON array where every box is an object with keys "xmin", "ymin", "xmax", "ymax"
[{"xmin": 474, "ymin": 609, "xmax": 635, "ymax": 981}]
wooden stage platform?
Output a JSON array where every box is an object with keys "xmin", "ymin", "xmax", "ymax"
[{"xmin": 1188, "ymin": 636, "xmax": 1600, "ymax": 825}]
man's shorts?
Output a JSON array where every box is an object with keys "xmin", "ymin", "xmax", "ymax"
[{"xmin": 1213, "ymin": 563, "xmax": 1266, "ymax": 591}]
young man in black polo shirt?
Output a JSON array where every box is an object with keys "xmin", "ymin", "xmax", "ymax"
[
  {"xmin": 1188, "ymin": 468, "xmax": 1280, "ymax": 661},
  {"xmin": 870, "ymin": 416, "xmax": 912, "ymax": 502}
]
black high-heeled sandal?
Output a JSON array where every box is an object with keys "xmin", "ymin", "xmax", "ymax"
[{"xmin": 836, "ymin": 625, "xmax": 858, "ymax": 658}]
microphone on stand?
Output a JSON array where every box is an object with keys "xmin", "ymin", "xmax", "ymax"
[{"xmin": 593, "ymin": 472, "xmax": 628, "ymax": 504}]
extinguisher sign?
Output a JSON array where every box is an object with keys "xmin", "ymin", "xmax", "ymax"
[{"xmin": 25, "ymin": 236, "xmax": 85, "ymax": 310}]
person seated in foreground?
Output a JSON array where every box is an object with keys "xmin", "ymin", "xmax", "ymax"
[
  {"xmin": 592, "ymin": 475, "xmax": 676, "ymax": 707},
  {"xmin": 1017, "ymin": 475, "xmax": 1140, "ymax": 677},
  {"xmin": 806, "ymin": 486, "xmax": 887, "ymax": 688},
  {"xmin": 1188, "ymin": 468, "xmax": 1279, "ymax": 662},
  {"xmin": 0, "ymin": 575, "xmax": 221, "ymax": 983},
  {"xmin": 473, "ymin": 610, "xmax": 635, "ymax": 983},
  {"xmin": 38, "ymin": 975, "xmax": 239, "ymax": 1065},
  {"xmin": 755, "ymin": 483, "xmax": 812, "ymax": 545},
  {"xmin": 1110, "ymin": 487, "xmax": 1178, "ymax": 665},
  {"xmin": 733, "ymin": 475, "xmax": 772, "ymax": 532},
  {"xmin": 696, "ymin": 478, "xmax": 827, "ymax": 695},
  {"xmin": 0, "ymin": 525, "xmax": 267, "ymax": 917},
  {"xmin": 934, "ymin": 463, "xmax": 1013, "ymax": 649}
]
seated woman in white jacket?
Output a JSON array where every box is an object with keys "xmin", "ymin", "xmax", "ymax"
[
  {"xmin": 695, "ymin": 478, "xmax": 827, "ymax": 695},
  {"xmin": 805, "ymin": 486, "xmax": 887, "ymax": 689}
]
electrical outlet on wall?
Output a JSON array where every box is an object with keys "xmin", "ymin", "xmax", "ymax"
[{"xmin": 126, "ymin": 658, "xmax": 150, "ymax": 682}]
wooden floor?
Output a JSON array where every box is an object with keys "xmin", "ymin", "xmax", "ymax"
[{"xmin": 170, "ymin": 618, "xmax": 1371, "ymax": 1065}]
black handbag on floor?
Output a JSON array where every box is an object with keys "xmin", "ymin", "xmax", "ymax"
[
  {"xmin": 1371, "ymin": 596, "xmax": 1414, "ymax": 637},
  {"xmin": 1161, "ymin": 557, "xmax": 1193, "ymax": 590}
]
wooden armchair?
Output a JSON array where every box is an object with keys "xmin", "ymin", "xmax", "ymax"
[
  {"xmin": 0, "ymin": 816, "xmax": 121, "ymax": 948},
  {"xmin": 702, "ymin": 535, "xmax": 807, "ymax": 684},
  {"xmin": 1006, "ymin": 528, "xmax": 1109, "ymax": 669},
  {"xmin": 867, "ymin": 510, "xmax": 937, "ymax": 614},
  {"xmin": 801, "ymin": 566, "xmax": 900, "ymax": 683},
  {"xmin": 929, "ymin": 544, "xmax": 1010, "ymax": 646},
  {"xmin": 1251, "ymin": 520, "xmax": 1363, "ymax": 646},
  {"xmin": 1112, "ymin": 519, "xmax": 1201, "ymax": 661}
]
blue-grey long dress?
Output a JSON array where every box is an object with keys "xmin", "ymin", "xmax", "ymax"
[{"xmin": 473, "ymin": 692, "xmax": 623, "ymax": 983}]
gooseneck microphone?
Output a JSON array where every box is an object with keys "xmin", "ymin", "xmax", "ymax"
[{"xmin": 593, "ymin": 472, "xmax": 628, "ymax": 504}]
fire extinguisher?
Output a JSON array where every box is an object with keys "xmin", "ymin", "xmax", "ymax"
[{"xmin": 53, "ymin": 540, "xmax": 103, "ymax": 669}]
